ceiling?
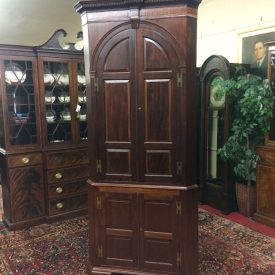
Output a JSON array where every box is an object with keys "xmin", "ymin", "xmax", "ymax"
[{"xmin": 0, "ymin": 0, "xmax": 82, "ymax": 46}]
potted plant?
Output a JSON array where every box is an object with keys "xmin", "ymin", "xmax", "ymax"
[{"xmin": 215, "ymin": 74, "xmax": 274, "ymax": 216}]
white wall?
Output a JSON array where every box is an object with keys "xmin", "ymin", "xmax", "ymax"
[{"xmin": 197, "ymin": 0, "xmax": 275, "ymax": 66}]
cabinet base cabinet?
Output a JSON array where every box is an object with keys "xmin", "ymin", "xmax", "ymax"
[
  {"xmin": 202, "ymin": 181, "xmax": 237, "ymax": 214},
  {"xmin": 0, "ymin": 148, "xmax": 89, "ymax": 230},
  {"xmin": 254, "ymin": 148, "xmax": 275, "ymax": 228},
  {"xmin": 88, "ymin": 182, "xmax": 198, "ymax": 275}
]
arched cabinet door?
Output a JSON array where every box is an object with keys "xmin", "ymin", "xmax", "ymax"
[
  {"xmin": 93, "ymin": 24, "xmax": 182, "ymax": 184},
  {"xmin": 199, "ymin": 55, "xmax": 238, "ymax": 214}
]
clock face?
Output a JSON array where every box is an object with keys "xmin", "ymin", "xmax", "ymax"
[{"xmin": 210, "ymin": 77, "xmax": 225, "ymax": 108}]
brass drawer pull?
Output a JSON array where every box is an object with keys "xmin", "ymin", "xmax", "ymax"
[
  {"xmin": 22, "ymin": 157, "xmax": 30, "ymax": 164},
  {"xmin": 56, "ymin": 202, "xmax": 64, "ymax": 209},
  {"xmin": 55, "ymin": 187, "xmax": 63, "ymax": 194},
  {"xmin": 55, "ymin": 172, "xmax": 63, "ymax": 179}
]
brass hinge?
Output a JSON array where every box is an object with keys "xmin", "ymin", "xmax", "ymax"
[
  {"xmin": 176, "ymin": 201, "xmax": 182, "ymax": 215},
  {"xmin": 97, "ymin": 245, "xmax": 103, "ymax": 258},
  {"xmin": 96, "ymin": 197, "xmax": 102, "ymax": 210},
  {"xmin": 176, "ymin": 161, "xmax": 183, "ymax": 175},
  {"xmin": 94, "ymin": 77, "xmax": 99, "ymax": 93},
  {"xmin": 177, "ymin": 252, "xmax": 182, "ymax": 268},
  {"xmin": 96, "ymin": 159, "xmax": 102, "ymax": 173},
  {"xmin": 177, "ymin": 72, "xmax": 183, "ymax": 88}
]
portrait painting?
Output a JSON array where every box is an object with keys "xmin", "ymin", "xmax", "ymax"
[{"xmin": 240, "ymin": 28, "xmax": 275, "ymax": 78}]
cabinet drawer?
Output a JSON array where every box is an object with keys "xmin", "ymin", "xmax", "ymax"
[
  {"xmin": 48, "ymin": 180, "xmax": 88, "ymax": 198},
  {"xmin": 46, "ymin": 149, "xmax": 88, "ymax": 169},
  {"xmin": 47, "ymin": 165, "xmax": 89, "ymax": 184},
  {"xmin": 8, "ymin": 153, "xmax": 42, "ymax": 167},
  {"xmin": 48, "ymin": 194, "xmax": 87, "ymax": 216}
]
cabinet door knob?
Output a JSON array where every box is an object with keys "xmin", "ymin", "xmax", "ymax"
[
  {"xmin": 55, "ymin": 172, "xmax": 63, "ymax": 179},
  {"xmin": 55, "ymin": 187, "xmax": 63, "ymax": 194},
  {"xmin": 56, "ymin": 202, "xmax": 64, "ymax": 209},
  {"xmin": 21, "ymin": 157, "xmax": 30, "ymax": 164}
]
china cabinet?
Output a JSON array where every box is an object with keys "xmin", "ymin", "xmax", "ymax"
[
  {"xmin": 0, "ymin": 30, "xmax": 88, "ymax": 229},
  {"xmin": 199, "ymin": 55, "xmax": 239, "ymax": 213},
  {"xmin": 76, "ymin": 0, "xmax": 201, "ymax": 274},
  {"xmin": 254, "ymin": 42, "xmax": 275, "ymax": 228}
]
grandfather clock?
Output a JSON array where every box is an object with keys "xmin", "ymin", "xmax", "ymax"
[
  {"xmin": 254, "ymin": 42, "xmax": 275, "ymax": 228},
  {"xmin": 75, "ymin": 0, "xmax": 201, "ymax": 274},
  {"xmin": 199, "ymin": 55, "xmax": 240, "ymax": 214}
]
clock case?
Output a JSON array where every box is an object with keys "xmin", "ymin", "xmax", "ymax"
[{"xmin": 198, "ymin": 55, "xmax": 242, "ymax": 213}]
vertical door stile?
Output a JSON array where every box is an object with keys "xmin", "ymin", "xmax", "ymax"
[
  {"xmin": 135, "ymin": 28, "xmax": 144, "ymax": 182},
  {"xmin": 131, "ymin": 27, "xmax": 139, "ymax": 181}
]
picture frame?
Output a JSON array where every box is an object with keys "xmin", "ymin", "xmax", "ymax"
[{"xmin": 238, "ymin": 27, "xmax": 275, "ymax": 78}]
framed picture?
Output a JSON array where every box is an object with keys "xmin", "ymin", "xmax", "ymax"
[{"xmin": 239, "ymin": 27, "xmax": 275, "ymax": 78}]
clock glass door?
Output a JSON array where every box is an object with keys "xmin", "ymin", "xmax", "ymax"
[{"xmin": 207, "ymin": 76, "xmax": 225, "ymax": 182}]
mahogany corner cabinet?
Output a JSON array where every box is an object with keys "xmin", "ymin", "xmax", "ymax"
[{"xmin": 75, "ymin": 0, "xmax": 201, "ymax": 274}]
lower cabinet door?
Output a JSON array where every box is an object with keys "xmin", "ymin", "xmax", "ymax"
[
  {"xmin": 9, "ymin": 165, "xmax": 45, "ymax": 223},
  {"xmin": 94, "ymin": 192, "xmax": 139, "ymax": 269},
  {"xmin": 90, "ymin": 184, "xmax": 181, "ymax": 274},
  {"xmin": 140, "ymin": 193, "xmax": 179, "ymax": 273}
]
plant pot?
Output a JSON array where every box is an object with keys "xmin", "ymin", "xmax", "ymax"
[{"xmin": 235, "ymin": 182, "xmax": 256, "ymax": 217}]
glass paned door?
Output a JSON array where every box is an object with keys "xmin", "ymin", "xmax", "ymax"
[
  {"xmin": 43, "ymin": 61, "xmax": 72, "ymax": 144},
  {"xmin": 206, "ymin": 76, "xmax": 225, "ymax": 183},
  {"xmin": 4, "ymin": 60, "xmax": 38, "ymax": 145}
]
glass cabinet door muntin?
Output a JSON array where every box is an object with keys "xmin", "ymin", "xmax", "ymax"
[{"xmin": 1, "ymin": 58, "xmax": 40, "ymax": 148}]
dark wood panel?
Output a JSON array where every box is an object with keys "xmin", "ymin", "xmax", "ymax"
[
  {"xmin": 144, "ymin": 37, "xmax": 170, "ymax": 71},
  {"xmin": 46, "ymin": 149, "xmax": 88, "ymax": 168},
  {"xmin": 140, "ymin": 195, "xmax": 177, "ymax": 272},
  {"xmin": 106, "ymin": 149, "xmax": 131, "ymax": 175},
  {"xmin": 104, "ymin": 80, "xmax": 131, "ymax": 142},
  {"xmin": 105, "ymin": 195, "xmax": 135, "ymax": 229},
  {"xmin": 99, "ymin": 193, "xmax": 138, "ymax": 266},
  {"xmin": 105, "ymin": 236, "xmax": 135, "ymax": 266},
  {"xmin": 143, "ymin": 239, "xmax": 174, "ymax": 271},
  {"xmin": 9, "ymin": 166, "xmax": 45, "ymax": 222},
  {"xmin": 145, "ymin": 79, "xmax": 171, "ymax": 141},
  {"xmin": 104, "ymin": 38, "xmax": 130, "ymax": 72},
  {"xmin": 145, "ymin": 150, "xmax": 171, "ymax": 175}
]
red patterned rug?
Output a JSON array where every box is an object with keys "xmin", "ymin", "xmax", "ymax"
[{"xmin": 0, "ymin": 209, "xmax": 274, "ymax": 274}]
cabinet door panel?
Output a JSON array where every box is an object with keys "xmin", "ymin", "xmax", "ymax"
[
  {"xmin": 97, "ymin": 192, "xmax": 139, "ymax": 268},
  {"xmin": 145, "ymin": 79, "xmax": 172, "ymax": 141},
  {"xmin": 95, "ymin": 26, "xmax": 180, "ymax": 183},
  {"xmin": 97, "ymin": 29, "xmax": 136, "ymax": 181},
  {"xmin": 137, "ymin": 28, "xmax": 179, "ymax": 183},
  {"xmin": 105, "ymin": 80, "xmax": 131, "ymax": 142},
  {"xmin": 140, "ymin": 194, "xmax": 178, "ymax": 272},
  {"xmin": 9, "ymin": 166, "xmax": 44, "ymax": 222}
]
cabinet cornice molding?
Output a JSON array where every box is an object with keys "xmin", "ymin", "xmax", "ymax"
[{"xmin": 75, "ymin": 0, "xmax": 201, "ymax": 14}]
